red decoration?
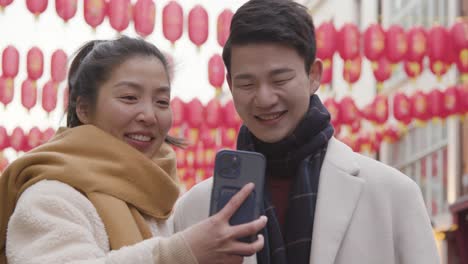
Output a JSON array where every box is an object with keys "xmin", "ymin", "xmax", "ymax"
[
  {"xmin": 208, "ymin": 54, "xmax": 225, "ymax": 91},
  {"xmin": 27, "ymin": 47, "xmax": 44, "ymax": 81},
  {"xmin": 21, "ymin": 79, "xmax": 37, "ymax": 111},
  {"xmin": 321, "ymin": 59, "xmax": 333, "ymax": 85},
  {"xmin": 406, "ymin": 27, "xmax": 427, "ymax": 62},
  {"xmin": 55, "ymin": 0, "xmax": 77, "ymax": 22},
  {"xmin": 393, "ymin": 93, "xmax": 412, "ymax": 125},
  {"xmin": 316, "ymin": 22, "xmax": 338, "ymax": 60},
  {"xmin": 411, "ymin": 91, "xmax": 430, "ymax": 122},
  {"xmin": 41, "ymin": 128, "xmax": 55, "ymax": 144},
  {"xmin": 2, "ymin": 45, "xmax": 19, "ymax": 78},
  {"xmin": 108, "ymin": 0, "xmax": 132, "ymax": 32},
  {"xmin": 383, "ymin": 125, "xmax": 400, "ymax": 143},
  {"xmin": 84, "ymin": 0, "xmax": 106, "ymax": 29},
  {"xmin": 51, "ymin": 49, "xmax": 67, "ymax": 83},
  {"xmin": 373, "ymin": 95, "xmax": 389, "ymax": 124},
  {"xmin": 205, "ymin": 99, "xmax": 222, "ymax": 129},
  {"xmin": 443, "ymin": 86, "xmax": 462, "ymax": 117},
  {"xmin": 26, "ymin": 0, "xmax": 48, "ymax": 17},
  {"xmin": 133, "ymin": 0, "xmax": 155, "ymax": 37},
  {"xmin": 200, "ymin": 125, "xmax": 216, "ymax": 149},
  {"xmin": 221, "ymin": 126, "xmax": 237, "ymax": 149},
  {"xmin": 162, "ymin": 1, "xmax": 183, "ymax": 45},
  {"xmin": 42, "ymin": 81, "xmax": 58, "ymax": 113},
  {"xmin": 0, "ymin": 126, "xmax": 9, "ymax": 151},
  {"xmin": 428, "ymin": 89, "xmax": 444, "ymax": 120},
  {"xmin": 185, "ymin": 98, "xmax": 204, "ymax": 128},
  {"xmin": 10, "ymin": 127, "xmax": 26, "ymax": 152},
  {"xmin": 0, "ymin": 0, "xmax": 13, "ymax": 10},
  {"xmin": 171, "ymin": 97, "xmax": 185, "ymax": 127},
  {"xmin": 429, "ymin": 58, "xmax": 449, "ymax": 79},
  {"xmin": 350, "ymin": 119, "xmax": 361, "ymax": 134},
  {"xmin": 0, "ymin": 77, "xmax": 14, "ymax": 107},
  {"xmin": 188, "ymin": 5, "xmax": 209, "ymax": 48},
  {"xmin": 428, "ymin": 25, "xmax": 450, "ymax": 78},
  {"xmin": 324, "ymin": 98, "xmax": 342, "ymax": 128},
  {"xmin": 404, "ymin": 60, "xmax": 423, "ymax": 79},
  {"xmin": 385, "ymin": 25, "xmax": 407, "ymax": 64},
  {"xmin": 338, "ymin": 23, "xmax": 360, "ymax": 61},
  {"xmin": 27, "ymin": 127, "xmax": 42, "ymax": 151},
  {"xmin": 343, "ymin": 56, "xmax": 362, "ymax": 84},
  {"xmin": 217, "ymin": 9, "xmax": 233, "ymax": 47},
  {"xmin": 340, "ymin": 96, "xmax": 359, "ymax": 125},
  {"xmin": 223, "ymin": 100, "xmax": 242, "ymax": 129},
  {"xmin": 451, "ymin": 20, "xmax": 468, "ymax": 75},
  {"xmin": 373, "ymin": 57, "xmax": 391, "ymax": 87},
  {"xmin": 457, "ymin": 84, "xmax": 468, "ymax": 114},
  {"xmin": 363, "ymin": 23, "xmax": 385, "ymax": 62}
]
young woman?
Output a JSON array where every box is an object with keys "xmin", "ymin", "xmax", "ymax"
[{"xmin": 0, "ymin": 36, "xmax": 266, "ymax": 264}]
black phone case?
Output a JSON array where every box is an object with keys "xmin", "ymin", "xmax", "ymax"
[{"xmin": 209, "ymin": 149, "xmax": 266, "ymax": 243}]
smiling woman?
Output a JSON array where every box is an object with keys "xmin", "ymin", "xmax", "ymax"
[{"xmin": 0, "ymin": 36, "xmax": 267, "ymax": 264}]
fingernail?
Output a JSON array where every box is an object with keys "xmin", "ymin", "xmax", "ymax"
[{"xmin": 260, "ymin": 216, "xmax": 268, "ymax": 222}]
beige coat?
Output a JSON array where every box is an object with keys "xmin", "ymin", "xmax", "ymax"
[{"xmin": 173, "ymin": 138, "xmax": 440, "ymax": 264}]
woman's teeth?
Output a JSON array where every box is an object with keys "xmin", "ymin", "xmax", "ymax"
[{"xmin": 127, "ymin": 134, "xmax": 151, "ymax": 142}]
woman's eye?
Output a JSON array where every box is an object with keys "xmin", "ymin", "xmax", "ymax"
[
  {"xmin": 157, "ymin": 100, "xmax": 170, "ymax": 106},
  {"xmin": 120, "ymin": 96, "xmax": 137, "ymax": 101}
]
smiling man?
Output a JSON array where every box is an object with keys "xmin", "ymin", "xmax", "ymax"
[{"xmin": 173, "ymin": 0, "xmax": 440, "ymax": 263}]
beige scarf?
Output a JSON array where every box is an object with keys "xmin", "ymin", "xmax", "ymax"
[{"xmin": 0, "ymin": 125, "xmax": 180, "ymax": 264}]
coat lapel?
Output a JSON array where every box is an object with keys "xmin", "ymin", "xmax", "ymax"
[{"xmin": 309, "ymin": 138, "xmax": 365, "ymax": 264}]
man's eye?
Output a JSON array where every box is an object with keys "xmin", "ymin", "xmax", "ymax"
[
  {"xmin": 275, "ymin": 79, "xmax": 291, "ymax": 85},
  {"xmin": 121, "ymin": 96, "xmax": 137, "ymax": 101}
]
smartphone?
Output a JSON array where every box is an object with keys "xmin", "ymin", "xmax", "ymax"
[{"xmin": 209, "ymin": 149, "xmax": 266, "ymax": 243}]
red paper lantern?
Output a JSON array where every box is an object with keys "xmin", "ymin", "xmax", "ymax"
[
  {"xmin": 223, "ymin": 100, "xmax": 242, "ymax": 129},
  {"xmin": 383, "ymin": 125, "xmax": 400, "ymax": 143},
  {"xmin": 321, "ymin": 59, "xmax": 333, "ymax": 85},
  {"xmin": 373, "ymin": 57, "xmax": 391, "ymax": 87},
  {"xmin": 51, "ymin": 49, "xmax": 67, "ymax": 83},
  {"xmin": 26, "ymin": 0, "xmax": 48, "ymax": 17},
  {"xmin": 363, "ymin": 23, "xmax": 385, "ymax": 62},
  {"xmin": 343, "ymin": 56, "xmax": 362, "ymax": 84},
  {"xmin": 373, "ymin": 95, "xmax": 389, "ymax": 125},
  {"xmin": 429, "ymin": 58, "xmax": 449, "ymax": 79},
  {"xmin": 55, "ymin": 0, "xmax": 77, "ymax": 22},
  {"xmin": 393, "ymin": 93, "xmax": 412, "ymax": 125},
  {"xmin": 133, "ymin": 0, "xmax": 155, "ymax": 37},
  {"xmin": 21, "ymin": 79, "xmax": 37, "ymax": 111},
  {"xmin": 84, "ymin": 0, "xmax": 106, "ymax": 29},
  {"xmin": 428, "ymin": 25, "xmax": 450, "ymax": 77},
  {"xmin": 0, "ymin": 77, "xmax": 14, "ymax": 107},
  {"xmin": 217, "ymin": 9, "xmax": 233, "ymax": 47},
  {"xmin": 171, "ymin": 97, "xmax": 185, "ymax": 127},
  {"xmin": 27, "ymin": 127, "xmax": 42, "ymax": 151},
  {"xmin": 2, "ymin": 45, "xmax": 19, "ymax": 78},
  {"xmin": 204, "ymin": 147, "xmax": 216, "ymax": 169},
  {"xmin": 443, "ymin": 86, "xmax": 462, "ymax": 117},
  {"xmin": 193, "ymin": 142, "xmax": 205, "ymax": 169},
  {"xmin": 360, "ymin": 103, "xmax": 375, "ymax": 123},
  {"xmin": 406, "ymin": 27, "xmax": 427, "ymax": 62},
  {"xmin": 457, "ymin": 84, "xmax": 468, "ymax": 114},
  {"xmin": 316, "ymin": 22, "xmax": 338, "ymax": 60},
  {"xmin": 428, "ymin": 89, "xmax": 444, "ymax": 120},
  {"xmin": 27, "ymin": 47, "xmax": 44, "ymax": 81},
  {"xmin": 162, "ymin": 1, "xmax": 183, "ymax": 45},
  {"xmin": 188, "ymin": 5, "xmax": 209, "ymax": 48},
  {"xmin": 324, "ymin": 98, "xmax": 342, "ymax": 128},
  {"xmin": 338, "ymin": 23, "xmax": 360, "ymax": 61},
  {"xmin": 411, "ymin": 91, "xmax": 430, "ymax": 122},
  {"xmin": 10, "ymin": 127, "xmax": 26, "ymax": 152},
  {"xmin": 200, "ymin": 125, "xmax": 216, "ymax": 149},
  {"xmin": 340, "ymin": 96, "xmax": 359, "ymax": 125},
  {"xmin": 221, "ymin": 126, "xmax": 237, "ymax": 149},
  {"xmin": 42, "ymin": 81, "xmax": 58, "ymax": 113},
  {"xmin": 0, "ymin": 0, "xmax": 13, "ymax": 10},
  {"xmin": 208, "ymin": 54, "xmax": 225, "ymax": 91},
  {"xmin": 404, "ymin": 60, "xmax": 423, "ymax": 79},
  {"xmin": 385, "ymin": 25, "xmax": 407, "ymax": 64},
  {"xmin": 0, "ymin": 126, "xmax": 9, "ymax": 151},
  {"xmin": 350, "ymin": 119, "xmax": 361, "ymax": 134},
  {"xmin": 451, "ymin": 20, "xmax": 468, "ymax": 76},
  {"xmin": 205, "ymin": 98, "xmax": 222, "ymax": 129},
  {"xmin": 40, "ymin": 128, "xmax": 55, "ymax": 145},
  {"xmin": 185, "ymin": 98, "xmax": 204, "ymax": 128},
  {"xmin": 108, "ymin": 0, "xmax": 132, "ymax": 32}
]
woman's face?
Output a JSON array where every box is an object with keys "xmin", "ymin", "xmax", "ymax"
[{"xmin": 79, "ymin": 56, "xmax": 173, "ymax": 158}]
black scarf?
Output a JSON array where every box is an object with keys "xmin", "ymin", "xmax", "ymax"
[{"xmin": 237, "ymin": 95, "xmax": 334, "ymax": 264}]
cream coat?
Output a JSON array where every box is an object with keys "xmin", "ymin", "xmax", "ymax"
[{"xmin": 173, "ymin": 138, "xmax": 440, "ymax": 264}]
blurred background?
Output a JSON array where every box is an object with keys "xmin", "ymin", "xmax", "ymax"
[{"xmin": 0, "ymin": 0, "xmax": 467, "ymax": 262}]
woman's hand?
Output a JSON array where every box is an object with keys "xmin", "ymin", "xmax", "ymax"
[{"xmin": 181, "ymin": 183, "xmax": 267, "ymax": 264}]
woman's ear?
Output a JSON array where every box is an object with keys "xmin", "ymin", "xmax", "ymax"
[
  {"xmin": 308, "ymin": 59, "xmax": 323, "ymax": 95},
  {"xmin": 75, "ymin": 96, "xmax": 90, "ymax": 124}
]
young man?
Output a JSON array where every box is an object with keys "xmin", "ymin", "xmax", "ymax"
[{"xmin": 173, "ymin": 0, "xmax": 440, "ymax": 263}]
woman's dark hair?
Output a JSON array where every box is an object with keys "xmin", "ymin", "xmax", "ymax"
[
  {"xmin": 222, "ymin": 0, "xmax": 316, "ymax": 75},
  {"xmin": 67, "ymin": 36, "xmax": 186, "ymax": 148}
]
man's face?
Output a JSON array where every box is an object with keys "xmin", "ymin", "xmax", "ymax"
[{"xmin": 228, "ymin": 43, "xmax": 322, "ymax": 143}]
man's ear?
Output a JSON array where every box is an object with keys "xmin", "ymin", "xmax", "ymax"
[
  {"xmin": 75, "ymin": 96, "xmax": 91, "ymax": 124},
  {"xmin": 308, "ymin": 59, "xmax": 323, "ymax": 95},
  {"xmin": 227, "ymin": 73, "xmax": 232, "ymax": 92}
]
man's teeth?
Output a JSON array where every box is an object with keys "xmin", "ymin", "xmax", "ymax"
[
  {"xmin": 258, "ymin": 113, "xmax": 282, "ymax": 121},
  {"xmin": 128, "ymin": 134, "xmax": 151, "ymax": 142}
]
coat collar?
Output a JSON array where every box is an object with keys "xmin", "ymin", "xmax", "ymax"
[{"xmin": 309, "ymin": 137, "xmax": 365, "ymax": 264}]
